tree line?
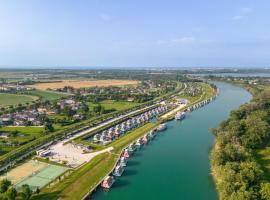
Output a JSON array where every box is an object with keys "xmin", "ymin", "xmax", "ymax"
[{"xmin": 211, "ymin": 88, "xmax": 270, "ymax": 200}]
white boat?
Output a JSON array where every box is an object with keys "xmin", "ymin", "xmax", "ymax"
[
  {"xmin": 175, "ymin": 112, "xmax": 185, "ymax": 120},
  {"xmin": 157, "ymin": 123, "xmax": 167, "ymax": 131},
  {"xmin": 128, "ymin": 143, "xmax": 136, "ymax": 152},
  {"xmin": 119, "ymin": 156, "xmax": 127, "ymax": 167},
  {"xmin": 142, "ymin": 135, "xmax": 149, "ymax": 144},
  {"xmin": 113, "ymin": 165, "xmax": 124, "ymax": 176},
  {"xmin": 135, "ymin": 138, "xmax": 142, "ymax": 148}
]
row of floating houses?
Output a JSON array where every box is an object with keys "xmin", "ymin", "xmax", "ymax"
[
  {"xmin": 174, "ymin": 95, "xmax": 218, "ymax": 120},
  {"xmin": 100, "ymin": 123, "xmax": 167, "ymax": 189},
  {"xmin": 91, "ymin": 106, "xmax": 168, "ymax": 145}
]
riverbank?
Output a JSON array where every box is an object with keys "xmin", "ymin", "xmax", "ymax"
[{"xmin": 208, "ymin": 81, "xmax": 270, "ymax": 199}]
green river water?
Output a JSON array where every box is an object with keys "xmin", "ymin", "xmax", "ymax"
[{"xmin": 91, "ymin": 82, "xmax": 252, "ymax": 200}]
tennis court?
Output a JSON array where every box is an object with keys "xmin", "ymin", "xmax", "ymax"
[
  {"xmin": 0, "ymin": 160, "xmax": 48, "ymax": 184},
  {"xmin": 16, "ymin": 164, "xmax": 69, "ymax": 191}
]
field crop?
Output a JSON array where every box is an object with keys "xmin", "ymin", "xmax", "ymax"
[{"xmin": 29, "ymin": 79, "xmax": 138, "ymax": 90}]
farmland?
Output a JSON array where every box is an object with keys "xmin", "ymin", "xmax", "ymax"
[
  {"xmin": 29, "ymin": 79, "xmax": 139, "ymax": 90},
  {"xmin": 0, "ymin": 93, "xmax": 38, "ymax": 108}
]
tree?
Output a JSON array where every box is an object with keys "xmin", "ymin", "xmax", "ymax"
[
  {"xmin": 0, "ymin": 179, "xmax": 11, "ymax": 193},
  {"xmin": 5, "ymin": 187, "xmax": 17, "ymax": 200},
  {"xmin": 81, "ymin": 103, "xmax": 89, "ymax": 113},
  {"xmin": 260, "ymin": 182, "xmax": 270, "ymax": 200},
  {"xmin": 63, "ymin": 106, "xmax": 75, "ymax": 118},
  {"xmin": 93, "ymin": 104, "xmax": 101, "ymax": 113},
  {"xmin": 18, "ymin": 184, "xmax": 32, "ymax": 200},
  {"xmin": 44, "ymin": 123, "xmax": 54, "ymax": 133}
]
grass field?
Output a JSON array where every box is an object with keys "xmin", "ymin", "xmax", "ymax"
[
  {"xmin": 88, "ymin": 100, "xmax": 140, "ymax": 112},
  {"xmin": 0, "ymin": 127, "xmax": 44, "ymax": 156},
  {"xmin": 29, "ymin": 79, "xmax": 138, "ymax": 90},
  {"xmin": 0, "ymin": 93, "xmax": 38, "ymax": 107},
  {"xmin": 31, "ymin": 123, "xmax": 157, "ymax": 200},
  {"xmin": 28, "ymin": 90, "xmax": 70, "ymax": 101},
  {"xmin": 0, "ymin": 126, "xmax": 44, "ymax": 135}
]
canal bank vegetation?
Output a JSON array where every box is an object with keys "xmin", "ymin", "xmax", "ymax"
[{"xmin": 211, "ymin": 84, "xmax": 270, "ymax": 200}]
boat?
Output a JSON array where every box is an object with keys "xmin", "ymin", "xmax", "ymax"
[
  {"xmin": 175, "ymin": 112, "xmax": 185, "ymax": 120},
  {"xmin": 157, "ymin": 123, "xmax": 167, "ymax": 131},
  {"xmin": 101, "ymin": 176, "xmax": 115, "ymax": 189},
  {"xmin": 119, "ymin": 156, "xmax": 127, "ymax": 167},
  {"xmin": 113, "ymin": 165, "xmax": 124, "ymax": 176},
  {"xmin": 148, "ymin": 130, "xmax": 155, "ymax": 139},
  {"xmin": 123, "ymin": 149, "xmax": 130, "ymax": 158},
  {"xmin": 128, "ymin": 143, "xmax": 136, "ymax": 152},
  {"xmin": 142, "ymin": 135, "xmax": 149, "ymax": 144},
  {"xmin": 135, "ymin": 138, "xmax": 142, "ymax": 148}
]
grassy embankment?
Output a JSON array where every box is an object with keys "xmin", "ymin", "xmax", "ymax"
[{"xmin": 31, "ymin": 123, "xmax": 157, "ymax": 200}]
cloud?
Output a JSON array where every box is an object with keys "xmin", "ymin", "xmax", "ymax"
[
  {"xmin": 172, "ymin": 37, "xmax": 195, "ymax": 43},
  {"xmin": 231, "ymin": 7, "xmax": 253, "ymax": 21},
  {"xmin": 232, "ymin": 15, "xmax": 244, "ymax": 20},
  {"xmin": 241, "ymin": 7, "xmax": 253, "ymax": 14},
  {"xmin": 99, "ymin": 13, "xmax": 112, "ymax": 22},
  {"xmin": 157, "ymin": 37, "xmax": 196, "ymax": 46}
]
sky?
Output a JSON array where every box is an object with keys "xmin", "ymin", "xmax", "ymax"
[{"xmin": 0, "ymin": 0, "xmax": 270, "ymax": 68}]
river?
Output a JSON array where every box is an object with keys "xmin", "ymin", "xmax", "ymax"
[{"xmin": 91, "ymin": 82, "xmax": 252, "ymax": 200}]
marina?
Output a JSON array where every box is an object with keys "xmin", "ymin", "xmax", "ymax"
[{"xmin": 91, "ymin": 82, "xmax": 251, "ymax": 200}]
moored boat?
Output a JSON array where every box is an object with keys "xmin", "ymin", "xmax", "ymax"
[
  {"xmin": 175, "ymin": 112, "xmax": 185, "ymax": 120},
  {"xmin": 119, "ymin": 156, "xmax": 128, "ymax": 166},
  {"xmin": 142, "ymin": 135, "xmax": 149, "ymax": 144},
  {"xmin": 113, "ymin": 165, "xmax": 124, "ymax": 176},
  {"xmin": 123, "ymin": 149, "xmax": 130, "ymax": 158},
  {"xmin": 157, "ymin": 123, "xmax": 167, "ymax": 132},
  {"xmin": 101, "ymin": 176, "xmax": 115, "ymax": 189},
  {"xmin": 135, "ymin": 138, "xmax": 143, "ymax": 148},
  {"xmin": 128, "ymin": 143, "xmax": 136, "ymax": 152}
]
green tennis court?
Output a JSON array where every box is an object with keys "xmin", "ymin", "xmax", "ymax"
[{"xmin": 16, "ymin": 164, "xmax": 69, "ymax": 191}]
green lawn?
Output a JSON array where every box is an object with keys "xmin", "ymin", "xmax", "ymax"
[
  {"xmin": 28, "ymin": 90, "xmax": 70, "ymax": 101},
  {"xmin": 0, "ymin": 126, "xmax": 44, "ymax": 156},
  {"xmin": 0, "ymin": 126, "xmax": 44, "ymax": 135},
  {"xmin": 88, "ymin": 100, "xmax": 140, "ymax": 112},
  {"xmin": 0, "ymin": 93, "xmax": 38, "ymax": 108}
]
